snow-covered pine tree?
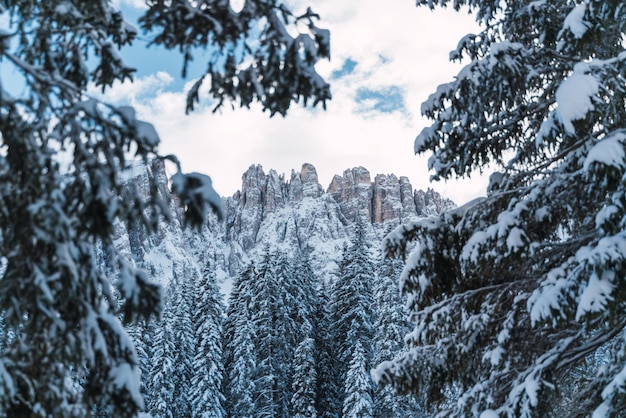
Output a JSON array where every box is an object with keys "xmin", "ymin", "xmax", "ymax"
[
  {"xmin": 148, "ymin": 289, "xmax": 177, "ymax": 418},
  {"xmin": 250, "ymin": 248, "xmax": 297, "ymax": 417},
  {"xmin": 170, "ymin": 268, "xmax": 196, "ymax": 417},
  {"xmin": 127, "ymin": 320, "xmax": 154, "ymax": 411},
  {"xmin": 342, "ymin": 337, "xmax": 374, "ymax": 418},
  {"xmin": 372, "ymin": 255, "xmax": 424, "ymax": 418},
  {"xmin": 190, "ymin": 261, "xmax": 226, "ymax": 418},
  {"xmin": 314, "ymin": 280, "xmax": 342, "ymax": 418},
  {"xmin": 288, "ymin": 250, "xmax": 322, "ymax": 417},
  {"xmin": 223, "ymin": 263, "xmax": 257, "ymax": 418},
  {"xmin": 330, "ymin": 221, "xmax": 376, "ymax": 410},
  {"xmin": 289, "ymin": 251, "xmax": 320, "ymax": 351},
  {"xmin": 0, "ymin": 313, "xmax": 5, "ymax": 353},
  {"xmin": 291, "ymin": 336, "xmax": 318, "ymax": 418},
  {"xmin": 374, "ymin": 1, "xmax": 626, "ymax": 417},
  {"xmin": 140, "ymin": 0, "xmax": 330, "ymax": 116},
  {"xmin": 0, "ymin": 264, "xmax": 6, "ymax": 353},
  {"xmin": 0, "ymin": 0, "xmax": 329, "ymax": 414}
]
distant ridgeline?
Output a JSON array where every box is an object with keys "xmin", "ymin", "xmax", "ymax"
[{"xmin": 115, "ymin": 161, "xmax": 455, "ymax": 417}]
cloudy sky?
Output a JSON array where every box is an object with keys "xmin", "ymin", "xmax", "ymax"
[{"xmin": 112, "ymin": 0, "xmax": 485, "ymax": 205}]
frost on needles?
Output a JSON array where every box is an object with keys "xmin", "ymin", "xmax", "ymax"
[{"xmin": 374, "ymin": 1, "xmax": 626, "ymax": 417}]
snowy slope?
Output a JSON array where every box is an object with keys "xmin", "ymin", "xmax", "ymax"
[{"xmin": 116, "ymin": 161, "xmax": 455, "ymax": 290}]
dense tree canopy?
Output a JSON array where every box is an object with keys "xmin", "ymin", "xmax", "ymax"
[
  {"xmin": 0, "ymin": 0, "xmax": 330, "ymax": 415},
  {"xmin": 374, "ymin": 1, "xmax": 626, "ymax": 417}
]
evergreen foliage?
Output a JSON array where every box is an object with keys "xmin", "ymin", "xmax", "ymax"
[
  {"xmin": 249, "ymin": 249, "xmax": 293, "ymax": 417},
  {"xmin": 372, "ymin": 256, "xmax": 424, "ymax": 418},
  {"xmin": 374, "ymin": 1, "xmax": 626, "ymax": 417},
  {"xmin": 170, "ymin": 269, "xmax": 195, "ymax": 417},
  {"xmin": 190, "ymin": 261, "xmax": 226, "ymax": 418},
  {"xmin": 313, "ymin": 281, "xmax": 342, "ymax": 418},
  {"xmin": 223, "ymin": 248, "xmax": 329, "ymax": 417},
  {"xmin": 223, "ymin": 263, "xmax": 258, "ymax": 418},
  {"xmin": 141, "ymin": 0, "xmax": 331, "ymax": 116},
  {"xmin": 224, "ymin": 315, "xmax": 257, "ymax": 418},
  {"xmin": 127, "ymin": 320, "xmax": 154, "ymax": 411},
  {"xmin": 291, "ymin": 337, "xmax": 318, "ymax": 418},
  {"xmin": 148, "ymin": 292, "xmax": 177, "ymax": 418},
  {"xmin": 329, "ymin": 222, "xmax": 376, "ymax": 412},
  {"xmin": 289, "ymin": 251, "xmax": 319, "ymax": 349},
  {"xmin": 342, "ymin": 339, "xmax": 373, "ymax": 418},
  {"xmin": 0, "ymin": 0, "xmax": 329, "ymax": 414},
  {"xmin": 142, "ymin": 261, "xmax": 227, "ymax": 418},
  {"xmin": 331, "ymin": 222, "xmax": 375, "ymax": 362}
]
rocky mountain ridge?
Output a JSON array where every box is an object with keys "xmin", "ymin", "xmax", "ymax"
[
  {"xmin": 117, "ymin": 161, "xmax": 455, "ymax": 289},
  {"xmin": 226, "ymin": 163, "xmax": 453, "ymax": 244}
]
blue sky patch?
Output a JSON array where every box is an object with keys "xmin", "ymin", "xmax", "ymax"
[
  {"xmin": 118, "ymin": 6, "xmax": 208, "ymax": 92},
  {"xmin": 331, "ymin": 58, "xmax": 358, "ymax": 79},
  {"xmin": 355, "ymin": 85, "xmax": 405, "ymax": 113}
]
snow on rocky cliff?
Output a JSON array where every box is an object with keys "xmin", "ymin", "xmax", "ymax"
[{"xmin": 115, "ymin": 162, "xmax": 456, "ymax": 291}]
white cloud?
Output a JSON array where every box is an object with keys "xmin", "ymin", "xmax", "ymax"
[
  {"xmin": 89, "ymin": 71, "xmax": 175, "ymax": 104},
  {"xmin": 105, "ymin": 1, "xmax": 487, "ymax": 206},
  {"xmin": 112, "ymin": 0, "xmax": 147, "ymax": 10}
]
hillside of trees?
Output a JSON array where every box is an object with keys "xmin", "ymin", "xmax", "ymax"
[
  {"xmin": 128, "ymin": 226, "xmax": 424, "ymax": 417},
  {"xmin": 2, "ymin": 0, "xmax": 626, "ymax": 417}
]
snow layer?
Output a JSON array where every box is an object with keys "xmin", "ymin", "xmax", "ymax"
[
  {"xmin": 480, "ymin": 410, "xmax": 499, "ymax": 418},
  {"xmin": 482, "ymin": 346, "xmax": 505, "ymax": 366},
  {"xmin": 563, "ymin": 4, "xmax": 589, "ymax": 39},
  {"xmin": 527, "ymin": 266, "xmax": 572, "ymax": 325},
  {"xmin": 555, "ymin": 73, "xmax": 598, "ymax": 134},
  {"xmin": 584, "ymin": 133, "xmax": 626, "ymax": 171},
  {"xmin": 576, "ymin": 271, "xmax": 615, "ymax": 320},
  {"xmin": 593, "ymin": 361, "xmax": 626, "ymax": 417},
  {"xmin": 110, "ymin": 363, "xmax": 144, "ymax": 409}
]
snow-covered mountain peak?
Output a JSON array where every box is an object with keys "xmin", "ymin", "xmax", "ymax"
[{"xmin": 118, "ymin": 162, "xmax": 456, "ymax": 286}]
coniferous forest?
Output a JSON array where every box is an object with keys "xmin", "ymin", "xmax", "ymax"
[
  {"xmin": 3, "ymin": 0, "xmax": 626, "ymax": 417},
  {"xmin": 126, "ymin": 212, "xmax": 429, "ymax": 418},
  {"xmin": 95, "ymin": 159, "xmax": 450, "ymax": 418}
]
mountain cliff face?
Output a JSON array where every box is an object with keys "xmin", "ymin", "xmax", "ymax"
[{"xmin": 120, "ymin": 161, "xmax": 455, "ymax": 287}]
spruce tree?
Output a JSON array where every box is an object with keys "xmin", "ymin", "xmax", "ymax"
[
  {"xmin": 250, "ymin": 249, "xmax": 295, "ymax": 418},
  {"xmin": 374, "ymin": 1, "xmax": 626, "ymax": 417},
  {"xmin": 225, "ymin": 316, "xmax": 257, "ymax": 418},
  {"xmin": 329, "ymin": 222, "xmax": 376, "ymax": 411},
  {"xmin": 291, "ymin": 336, "xmax": 318, "ymax": 418},
  {"xmin": 191, "ymin": 261, "xmax": 226, "ymax": 418},
  {"xmin": 372, "ymin": 256, "xmax": 424, "ymax": 417},
  {"xmin": 148, "ymin": 290, "xmax": 177, "ymax": 418},
  {"xmin": 170, "ymin": 268, "xmax": 196, "ymax": 418},
  {"xmin": 314, "ymin": 281, "xmax": 342, "ymax": 418},
  {"xmin": 127, "ymin": 320, "xmax": 154, "ymax": 411},
  {"xmin": 289, "ymin": 251, "xmax": 319, "ymax": 349},
  {"xmin": 0, "ymin": 310, "xmax": 8, "ymax": 353},
  {"xmin": 223, "ymin": 263, "xmax": 257, "ymax": 418},
  {"xmin": 332, "ymin": 222, "xmax": 375, "ymax": 361},
  {"xmin": 342, "ymin": 338, "xmax": 374, "ymax": 418}
]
